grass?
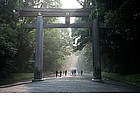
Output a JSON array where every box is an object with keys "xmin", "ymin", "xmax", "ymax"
[
  {"xmin": 0, "ymin": 71, "xmax": 55, "ymax": 86},
  {"xmin": 0, "ymin": 73, "xmax": 34, "ymax": 86},
  {"xmin": 102, "ymin": 72, "xmax": 140, "ymax": 87}
]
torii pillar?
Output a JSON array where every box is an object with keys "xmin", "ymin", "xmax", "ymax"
[
  {"xmin": 92, "ymin": 18, "xmax": 101, "ymax": 81},
  {"xmin": 33, "ymin": 15, "xmax": 44, "ymax": 81}
]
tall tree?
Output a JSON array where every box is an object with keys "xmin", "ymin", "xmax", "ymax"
[
  {"xmin": 0, "ymin": 0, "xmax": 19, "ymax": 77},
  {"xmin": 99, "ymin": 0, "xmax": 140, "ymax": 74},
  {"xmin": 43, "ymin": 28, "xmax": 72, "ymax": 72}
]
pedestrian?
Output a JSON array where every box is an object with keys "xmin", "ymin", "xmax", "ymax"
[
  {"xmin": 60, "ymin": 70, "xmax": 62, "ymax": 77},
  {"xmin": 81, "ymin": 70, "xmax": 83, "ymax": 75},
  {"xmin": 72, "ymin": 70, "xmax": 73, "ymax": 75},
  {"xmin": 56, "ymin": 70, "xmax": 58, "ymax": 78},
  {"xmin": 65, "ymin": 70, "xmax": 67, "ymax": 76},
  {"xmin": 74, "ymin": 70, "xmax": 76, "ymax": 76}
]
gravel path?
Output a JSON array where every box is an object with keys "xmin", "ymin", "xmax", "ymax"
[{"xmin": 0, "ymin": 74, "xmax": 140, "ymax": 93}]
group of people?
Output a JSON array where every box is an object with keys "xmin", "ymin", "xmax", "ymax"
[
  {"xmin": 71, "ymin": 70, "xmax": 83, "ymax": 76},
  {"xmin": 56, "ymin": 70, "xmax": 67, "ymax": 78},
  {"xmin": 71, "ymin": 70, "xmax": 76, "ymax": 76},
  {"xmin": 56, "ymin": 70, "xmax": 83, "ymax": 78}
]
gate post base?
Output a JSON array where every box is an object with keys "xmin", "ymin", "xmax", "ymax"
[{"xmin": 32, "ymin": 79, "xmax": 44, "ymax": 82}]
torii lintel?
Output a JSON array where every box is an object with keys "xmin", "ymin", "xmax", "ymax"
[{"xmin": 20, "ymin": 8, "xmax": 93, "ymax": 17}]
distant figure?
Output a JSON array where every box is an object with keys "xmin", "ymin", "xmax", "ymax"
[
  {"xmin": 65, "ymin": 70, "xmax": 67, "ymax": 76},
  {"xmin": 72, "ymin": 70, "xmax": 73, "ymax": 75},
  {"xmin": 81, "ymin": 70, "xmax": 83, "ymax": 75},
  {"xmin": 74, "ymin": 70, "xmax": 76, "ymax": 76},
  {"xmin": 56, "ymin": 70, "xmax": 58, "ymax": 78},
  {"xmin": 60, "ymin": 71, "xmax": 62, "ymax": 77}
]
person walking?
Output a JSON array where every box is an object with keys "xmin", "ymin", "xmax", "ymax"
[
  {"xmin": 81, "ymin": 70, "xmax": 83, "ymax": 75},
  {"xmin": 56, "ymin": 70, "xmax": 58, "ymax": 78},
  {"xmin": 65, "ymin": 70, "xmax": 67, "ymax": 76},
  {"xmin": 60, "ymin": 70, "xmax": 62, "ymax": 77}
]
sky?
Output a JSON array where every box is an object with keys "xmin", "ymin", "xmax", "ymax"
[
  {"xmin": 60, "ymin": 0, "xmax": 82, "ymax": 9},
  {"xmin": 59, "ymin": 0, "xmax": 82, "ymax": 23}
]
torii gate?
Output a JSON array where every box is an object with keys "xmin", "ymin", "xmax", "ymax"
[{"xmin": 20, "ymin": 8, "xmax": 101, "ymax": 82}]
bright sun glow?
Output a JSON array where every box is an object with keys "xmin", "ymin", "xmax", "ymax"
[{"xmin": 59, "ymin": 0, "xmax": 82, "ymax": 23}]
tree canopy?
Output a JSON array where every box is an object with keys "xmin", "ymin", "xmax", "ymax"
[
  {"xmin": 0, "ymin": 0, "xmax": 72, "ymax": 78},
  {"xmin": 73, "ymin": 0, "xmax": 140, "ymax": 74}
]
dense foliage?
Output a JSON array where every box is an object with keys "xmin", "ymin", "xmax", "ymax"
[
  {"xmin": 43, "ymin": 28, "xmax": 72, "ymax": 72},
  {"xmin": 73, "ymin": 0, "xmax": 140, "ymax": 74},
  {"xmin": 0, "ymin": 0, "xmax": 19, "ymax": 77},
  {"xmin": 0, "ymin": 0, "xmax": 72, "ymax": 78}
]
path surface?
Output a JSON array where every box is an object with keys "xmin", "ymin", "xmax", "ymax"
[{"xmin": 0, "ymin": 74, "xmax": 140, "ymax": 93}]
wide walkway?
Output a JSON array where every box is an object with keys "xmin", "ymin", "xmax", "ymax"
[{"xmin": 0, "ymin": 74, "xmax": 140, "ymax": 93}]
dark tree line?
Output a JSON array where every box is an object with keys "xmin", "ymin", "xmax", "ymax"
[
  {"xmin": 73, "ymin": 0, "xmax": 140, "ymax": 74},
  {"xmin": 100, "ymin": 0, "xmax": 140, "ymax": 74},
  {"xmin": 0, "ymin": 0, "xmax": 38, "ymax": 78}
]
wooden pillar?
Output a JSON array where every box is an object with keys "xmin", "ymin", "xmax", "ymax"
[
  {"xmin": 92, "ymin": 18, "xmax": 101, "ymax": 81},
  {"xmin": 33, "ymin": 15, "xmax": 44, "ymax": 81}
]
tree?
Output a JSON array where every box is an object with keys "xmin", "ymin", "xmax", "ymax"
[
  {"xmin": 72, "ymin": 0, "xmax": 140, "ymax": 74},
  {"xmin": 43, "ymin": 28, "xmax": 72, "ymax": 72},
  {"xmin": 0, "ymin": 0, "xmax": 64, "ymax": 77},
  {"xmin": 71, "ymin": 15, "xmax": 93, "ymax": 72},
  {"xmin": 0, "ymin": 24, "xmax": 18, "ymax": 77},
  {"xmin": 0, "ymin": 0, "xmax": 19, "ymax": 77},
  {"xmin": 99, "ymin": 0, "xmax": 140, "ymax": 74}
]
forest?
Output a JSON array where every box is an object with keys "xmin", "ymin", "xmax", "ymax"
[
  {"xmin": 0, "ymin": 0, "xmax": 73, "ymax": 79},
  {"xmin": 73, "ymin": 0, "xmax": 140, "ymax": 74},
  {"xmin": 0, "ymin": 0, "xmax": 139, "ymax": 81}
]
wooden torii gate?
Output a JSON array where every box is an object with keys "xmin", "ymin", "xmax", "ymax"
[{"xmin": 20, "ymin": 8, "xmax": 101, "ymax": 82}]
